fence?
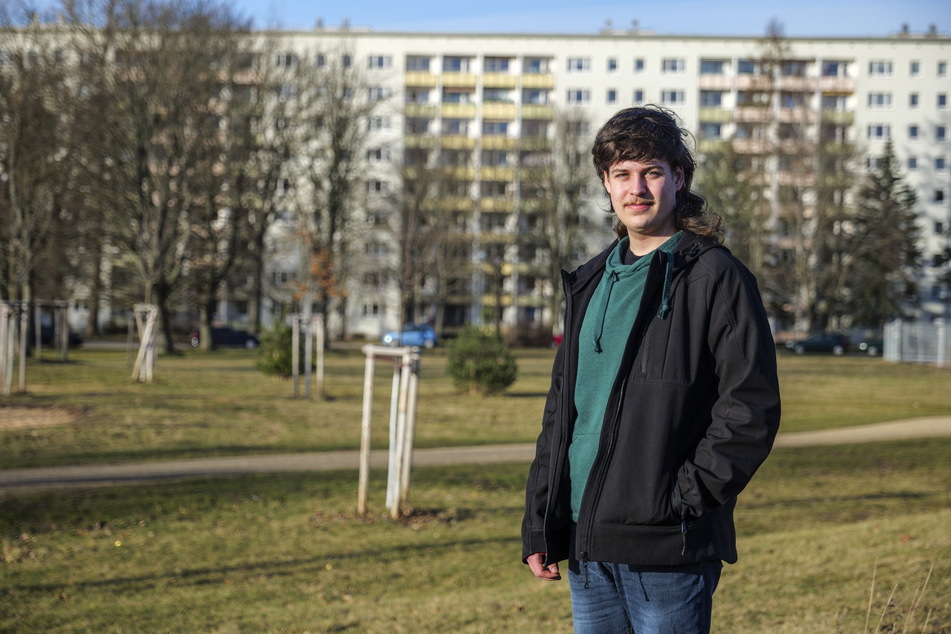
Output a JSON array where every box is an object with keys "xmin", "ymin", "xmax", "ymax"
[{"xmin": 884, "ymin": 318, "xmax": 949, "ymax": 368}]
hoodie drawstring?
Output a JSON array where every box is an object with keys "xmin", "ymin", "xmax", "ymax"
[
  {"xmin": 592, "ymin": 270, "xmax": 619, "ymax": 353},
  {"xmin": 656, "ymin": 252, "xmax": 674, "ymax": 320}
]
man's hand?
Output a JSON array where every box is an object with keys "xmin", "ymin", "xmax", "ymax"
[{"xmin": 526, "ymin": 552, "xmax": 561, "ymax": 581}]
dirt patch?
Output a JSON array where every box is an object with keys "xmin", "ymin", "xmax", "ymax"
[{"xmin": 0, "ymin": 407, "xmax": 80, "ymax": 431}]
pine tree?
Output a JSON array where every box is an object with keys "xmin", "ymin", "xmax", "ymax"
[{"xmin": 844, "ymin": 141, "xmax": 921, "ymax": 326}]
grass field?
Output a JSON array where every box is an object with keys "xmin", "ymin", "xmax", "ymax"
[{"xmin": 1, "ymin": 346, "xmax": 950, "ymax": 632}]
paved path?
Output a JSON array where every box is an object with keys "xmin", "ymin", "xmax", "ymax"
[{"xmin": 2, "ymin": 417, "xmax": 950, "ymax": 495}]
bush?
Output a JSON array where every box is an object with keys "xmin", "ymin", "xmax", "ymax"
[
  {"xmin": 446, "ymin": 327, "xmax": 518, "ymax": 395},
  {"xmin": 255, "ymin": 320, "xmax": 295, "ymax": 377}
]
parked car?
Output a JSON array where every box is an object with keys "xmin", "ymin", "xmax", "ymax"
[
  {"xmin": 27, "ymin": 325, "xmax": 83, "ymax": 350},
  {"xmin": 856, "ymin": 337, "xmax": 884, "ymax": 356},
  {"xmin": 381, "ymin": 323, "xmax": 437, "ymax": 348},
  {"xmin": 190, "ymin": 327, "xmax": 259, "ymax": 349},
  {"xmin": 785, "ymin": 333, "xmax": 850, "ymax": 355}
]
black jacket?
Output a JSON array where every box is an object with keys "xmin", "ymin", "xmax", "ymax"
[{"xmin": 521, "ymin": 231, "xmax": 781, "ymax": 567}]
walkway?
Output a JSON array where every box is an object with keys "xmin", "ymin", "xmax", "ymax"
[{"xmin": 2, "ymin": 417, "xmax": 950, "ymax": 494}]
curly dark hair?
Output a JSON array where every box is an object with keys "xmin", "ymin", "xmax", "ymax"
[{"xmin": 592, "ymin": 105, "xmax": 723, "ymax": 241}]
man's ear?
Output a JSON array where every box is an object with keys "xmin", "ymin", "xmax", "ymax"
[{"xmin": 673, "ymin": 166, "xmax": 685, "ymax": 191}]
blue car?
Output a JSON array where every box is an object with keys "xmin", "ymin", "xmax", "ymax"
[{"xmin": 382, "ymin": 324, "xmax": 437, "ymax": 348}]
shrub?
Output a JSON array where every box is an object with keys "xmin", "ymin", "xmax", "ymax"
[
  {"xmin": 256, "ymin": 320, "xmax": 295, "ymax": 377},
  {"xmin": 446, "ymin": 327, "xmax": 518, "ymax": 395}
]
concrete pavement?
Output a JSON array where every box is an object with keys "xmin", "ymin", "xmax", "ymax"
[{"xmin": 2, "ymin": 417, "xmax": 950, "ymax": 495}]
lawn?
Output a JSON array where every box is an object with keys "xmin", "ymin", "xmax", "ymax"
[{"xmin": 1, "ymin": 346, "xmax": 950, "ymax": 632}]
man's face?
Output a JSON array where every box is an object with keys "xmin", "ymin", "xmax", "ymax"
[{"xmin": 603, "ymin": 159, "xmax": 684, "ymax": 243}]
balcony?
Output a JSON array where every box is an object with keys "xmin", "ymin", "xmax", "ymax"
[
  {"xmin": 820, "ymin": 110, "xmax": 854, "ymax": 125},
  {"xmin": 517, "ymin": 136, "xmax": 551, "ymax": 152},
  {"xmin": 404, "ymin": 135, "xmax": 437, "ymax": 149},
  {"xmin": 483, "ymin": 73, "xmax": 518, "ymax": 88},
  {"xmin": 480, "ymin": 198, "xmax": 515, "ymax": 213},
  {"xmin": 698, "ymin": 107, "xmax": 732, "ymax": 123},
  {"xmin": 776, "ymin": 76, "xmax": 814, "ymax": 92},
  {"xmin": 441, "ymin": 135, "xmax": 476, "ymax": 150},
  {"xmin": 818, "ymin": 76, "xmax": 855, "ymax": 93},
  {"xmin": 521, "ymin": 104, "xmax": 553, "ymax": 119},
  {"xmin": 441, "ymin": 73, "xmax": 477, "ymax": 88},
  {"xmin": 441, "ymin": 103, "xmax": 477, "ymax": 118},
  {"xmin": 404, "ymin": 104, "xmax": 437, "ymax": 118},
  {"xmin": 480, "ymin": 166, "xmax": 516, "ymax": 181},
  {"xmin": 482, "ymin": 103, "xmax": 517, "ymax": 119},
  {"xmin": 698, "ymin": 75, "xmax": 733, "ymax": 90},
  {"xmin": 732, "ymin": 138, "xmax": 772, "ymax": 154},
  {"xmin": 734, "ymin": 106, "xmax": 772, "ymax": 122},
  {"xmin": 404, "ymin": 71, "xmax": 437, "ymax": 87},
  {"xmin": 481, "ymin": 136, "xmax": 518, "ymax": 150},
  {"xmin": 521, "ymin": 74, "xmax": 555, "ymax": 89}
]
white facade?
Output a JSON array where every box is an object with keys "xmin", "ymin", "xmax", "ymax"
[{"xmin": 263, "ymin": 26, "xmax": 950, "ymax": 337}]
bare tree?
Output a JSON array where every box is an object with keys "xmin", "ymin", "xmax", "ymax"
[
  {"xmin": 519, "ymin": 110, "xmax": 599, "ymax": 337},
  {"xmin": 0, "ymin": 7, "xmax": 75, "ymax": 316},
  {"xmin": 290, "ymin": 44, "xmax": 380, "ymax": 342}
]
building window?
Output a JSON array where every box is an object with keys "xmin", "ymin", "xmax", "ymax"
[
  {"xmin": 367, "ymin": 116, "xmax": 390, "ymax": 131},
  {"xmin": 907, "ymin": 156, "xmax": 918, "ymax": 170},
  {"xmin": 662, "ymin": 58, "xmax": 685, "ymax": 73},
  {"xmin": 939, "ymin": 93, "xmax": 948, "ymax": 108},
  {"xmin": 523, "ymin": 57, "xmax": 549, "ymax": 74},
  {"xmin": 738, "ymin": 59, "xmax": 758, "ymax": 74},
  {"xmin": 867, "ymin": 124, "xmax": 891, "ymax": 140},
  {"xmin": 632, "ymin": 89, "xmax": 645, "ymax": 104},
  {"xmin": 822, "ymin": 61, "xmax": 847, "ymax": 77},
  {"xmin": 938, "ymin": 126, "xmax": 948, "ymax": 142},
  {"xmin": 661, "ymin": 90, "xmax": 685, "ymax": 106},
  {"xmin": 939, "ymin": 61, "xmax": 948, "ymax": 77},
  {"xmin": 909, "ymin": 125, "xmax": 919, "ymax": 139},
  {"xmin": 483, "ymin": 121, "xmax": 509, "ymax": 136},
  {"xmin": 567, "ymin": 57, "xmax": 591, "ymax": 72},
  {"xmin": 368, "ymin": 86, "xmax": 392, "ymax": 101},
  {"xmin": 607, "ymin": 89, "xmax": 617, "ymax": 104},
  {"xmin": 700, "ymin": 90, "xmax": 724, "ymax": 107},
  {"xmin": 405, "ymin": 88, "xmax": 429, "ymax": 104},
  {"xmin": 910, "ymin": 60, "xmax": 920, "ymax": 76},
  {"xmin": 868, "ymin": 92, "xmax": 892, "ymax": 108},
  {"xmin": 442, "ymin": 88, "xmax": 472, "ymax": 104},
  {"xmin": 937, "ymin": 157, "xmax": 947, "ymax": 170},
  {"xmin": 368, "ymin": 55, "xmax": 392, "ymax": 69},
  {"xmin": 700, "ymin": 59, "xmax": 726, "ymax": 75},
  {"xmin": 607, "ymin": 57, "xmax": 617, "ymax": 72},
  {"xmin": 367, "ymin": 180, "xmax": 390, "ymax": 194},
  {"xmin": 936, "ymin": 221, "xmax": 945, "ymax": 234},
  {"xmin": 342, "ymin": 54, "xmax": 352, "ymax": 68},
  {"xmin": 567, "ymin": 89, "xmax": 591, "ymax": 105},
  {"xmin": 406, "ymin": 56, "xmax": 430, "ymax": 71},
  {"xmin": 275, "ymin": 53, "xmax": 298, "ymax": 68},
  {"xmin": 366, "ymin": 147, "xmax": 390, "ymax": 163},
  {"xmin": 443, "ymin": 56, "xmax": 470, "ymax": 72},
  {"xmin": 935, "ymin": 189, "xmax": 946, "ymax": 203},
  {"xmin": 634, "ymin": 58, "xmax": 645, "ymax": 72},
  {"xmin": 315, "ymin": 53, "xmax": 325, "ymax": 68},
  {"xmin": 522, "ymin": 89, "xmax": 549, "ymax": 105},
  {"xmin": 700, "ymin": 122, "xmax": 722, "ymax": 139},
  {"xmin": 868, "ymin": 60, "xmax": 893, "ymax": 76},
  {"xmin": 484, "ymin": 57, "xmax": 510, "ymax": 73},
  {"xmin": 821, "ymin": 94, "xmax": 847, "ymax": 110},
  {"xmin": 910, "ymin": 92, "xmax": 920, "ymax": 108},
  {"xmin": 483, "ymin": 88, "xmax": 512, "ymax": 103}
]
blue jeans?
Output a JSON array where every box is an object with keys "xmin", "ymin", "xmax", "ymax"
[{"xmin": 567, "ymin": 557, "xmax": 722, "ymax": 633}]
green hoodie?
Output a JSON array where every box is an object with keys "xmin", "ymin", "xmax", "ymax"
[{"xmin": 569, "ymin": 232, "xmax": 681, "ymax": 522}]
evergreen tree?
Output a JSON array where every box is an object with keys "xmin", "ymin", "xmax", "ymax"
[{"xmin": 844, "ymin": 141, "xmax": 921, "ymax": 326}]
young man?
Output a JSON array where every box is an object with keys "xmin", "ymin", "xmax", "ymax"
[{"xmin": 521, "ymin": 106, "xmax": 781, "ymax": 633}]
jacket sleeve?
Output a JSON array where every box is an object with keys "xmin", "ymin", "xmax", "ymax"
[
  {"xmin": 675, "ymin": 258, "xmax": 781, "ymax": 518},
  {"xmin": 521, "ymin": 343, "xmax": 565, "ymax": 562}
]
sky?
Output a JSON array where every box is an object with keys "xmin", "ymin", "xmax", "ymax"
[{"xmin": 231, "ymin": 0, "xmax": 949, "ymax": 38}]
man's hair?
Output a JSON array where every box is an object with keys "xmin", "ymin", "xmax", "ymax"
[{"xmin": 592, "ymin": 105, "xmax": 723, "ymax": 241}]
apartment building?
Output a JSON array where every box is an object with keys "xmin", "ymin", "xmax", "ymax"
[{"xmin": 255, "ymin": 23, "xmax": 949, "ymax": 341}]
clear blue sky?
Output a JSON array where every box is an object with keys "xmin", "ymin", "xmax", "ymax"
[{"xmin": 234, "ymin": 0, "xmax": 948, "ymax": 37}]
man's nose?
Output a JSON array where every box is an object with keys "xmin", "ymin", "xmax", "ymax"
[{"xmin": 630, "ymin": 174, "xmax": 649, "ymax": 195}]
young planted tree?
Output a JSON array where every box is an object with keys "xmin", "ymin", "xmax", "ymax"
[{"xmin": 291, "ymin": 44, "xmax": 379, "ymax": 342}]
